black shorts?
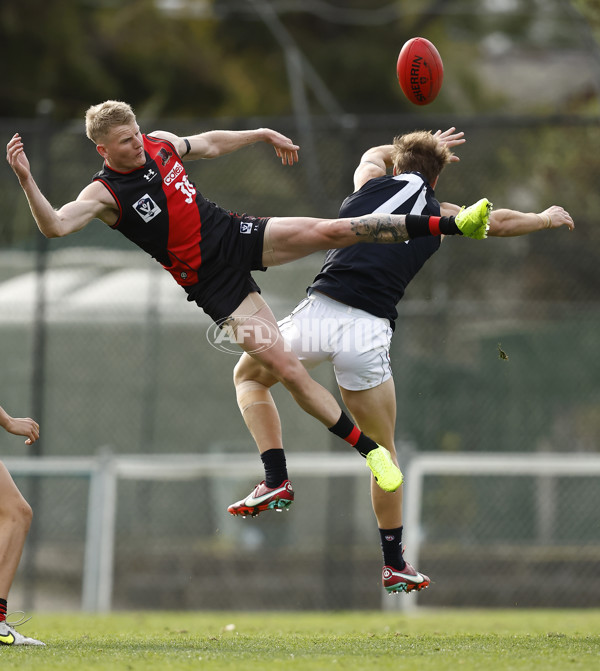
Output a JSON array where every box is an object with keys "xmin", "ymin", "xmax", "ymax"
[{"xmin": 184, "ymin": 214, "xmax": 270, "ymax": 323}]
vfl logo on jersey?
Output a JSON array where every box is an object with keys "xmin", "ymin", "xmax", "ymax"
[
  {"xmin": 240, "ymin": 220, "xmax": 255, "ymax": 234},
  {"xmin": 143, "ymin": 169, "xmax": 157, "ymax": 182},
  {"xmin": 164, "ymin": 161, "xmax": 184, "ymax": 186},
  {"xmin": 133, "ymin": 194, "xmax": 162, "ymax": 222},
  {"xmin": 158, "ymin": 147, "xmax": 172, "ymax": 166}
]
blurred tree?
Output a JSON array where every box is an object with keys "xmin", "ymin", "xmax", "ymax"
[
  {"xmin": 0, "ymin": 0, "xmax": 229, "ymax": 118},
  {"xmin": 1, "ymin": 0, "xmax": 596, "ymax": 119}
]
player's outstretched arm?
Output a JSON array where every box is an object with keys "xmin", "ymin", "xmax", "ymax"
[
  {"xmin": 7, "ymin": 134, "xmax": 109, "ymax": 238},
  {"xmin": 352, "ymin": 145, "xmax": 393, "ymax": 190},
  {"xmin": 486, "ymin": 205, "xmax": 574, "ymax": 237},
  {"xmin": 440, "ymin": 202, "xmax": 574, "ymax": 238},
  {"xmin": 0, "ymin": 406, "xmax": 39, "ymax": 445},
  {"xmin": 151, "ymin": 128, "xmax": 299, "ymax": 165}
]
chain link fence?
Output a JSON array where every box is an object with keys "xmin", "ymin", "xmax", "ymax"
[
  {"xmin": 419, "ymin": 472, "xmax": 599, "ymax": 607},
  {"xmin": 0, "ymin": 113, "xmax": 598, "ymax": 610}
]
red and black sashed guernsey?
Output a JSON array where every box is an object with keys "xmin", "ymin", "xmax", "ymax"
[{"xmin": 93, "ymin": 135, "xmax": 233, "ymax": 287}]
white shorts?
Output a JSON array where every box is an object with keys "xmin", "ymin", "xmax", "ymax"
[{"xmin": 278, "ymin": 291, "xmax": 393, "ymax": 391}]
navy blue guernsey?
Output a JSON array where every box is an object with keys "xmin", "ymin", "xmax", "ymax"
[
  {"xmin": 309, "ymin": 171, "xmax": 441, "ymax": 329},
  {"xmin": 93, "ymin": 135, "xmax": 234, "ymax": 287}
]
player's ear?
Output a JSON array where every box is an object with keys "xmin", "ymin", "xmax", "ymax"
[{"xmin": 96, "ymin": 144, "xmax": 108, "ymax": 159}]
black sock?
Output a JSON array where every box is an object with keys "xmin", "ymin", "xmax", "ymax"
[
  {"xmin": 405, "ymin": 214, "xmax": 460, "ymax": 237},
  {"xmin": 328, "ymin": 411, "xmax": 378, "ymax": 457},
  {"xmin": 379, "ymin": 526, "xmax": 406, "ymax": 570},
  {"xmin": 261, "ymin": 449, "xmax": 288, "ymax": 488},
  {"xmin": 0, "ymin": 598, "xmax": 6, "ymax": 623}
]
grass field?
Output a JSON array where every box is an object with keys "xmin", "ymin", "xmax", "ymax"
[{"xmin": 2, "ymin": 609, "xmax": 598, "ymax": 670}]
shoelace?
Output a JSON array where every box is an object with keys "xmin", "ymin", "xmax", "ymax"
[{"xmin": 5, "ymin": 611, "xmax": 33, "ymax": 628}]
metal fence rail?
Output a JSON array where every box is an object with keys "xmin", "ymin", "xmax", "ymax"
[{"xmin": 4, "ymin": 452, "xmax": 599, "ymax": 612}]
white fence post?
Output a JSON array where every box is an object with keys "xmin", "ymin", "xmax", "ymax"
[{"xmin": 82, "ymin": 448, "xmax": 117, "ymax": 612}]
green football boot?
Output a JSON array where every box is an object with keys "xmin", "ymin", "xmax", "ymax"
[
  {"xmin": 366, "ymin": 446, "xmax": 404, "ymax": 492},
  {"xmin": 455, "ymin": 198, "xmax": 492, "ymax": 239}
]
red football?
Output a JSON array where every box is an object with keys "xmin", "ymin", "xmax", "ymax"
[{"xmin": 397, "ymin": 37, "xmax": 443, "ymax": 105}]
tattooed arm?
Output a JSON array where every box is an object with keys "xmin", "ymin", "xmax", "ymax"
[{"xmin": 348, "ymin": 213, "xmax": 412, "ymax": 243}]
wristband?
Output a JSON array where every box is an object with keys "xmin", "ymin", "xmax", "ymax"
[
  {"xmin": 182, "ymin": 138, "xmax": 191, "ymax": 157},
  {"xmin": 405, "ymin": 214, "xmax": 460, "ymax": 237}
]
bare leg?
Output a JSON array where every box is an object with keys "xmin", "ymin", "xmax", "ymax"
[
  {"xmin": 229, "ymin": 298, "xmax": 400, "ymax": 505},
  {"xmin": 262, "ymin": 214, "xmax": 413, "ymax": 267},
  {"xmin": 229, "ymin": 304, "xmax": 356, "ymax": 516},
  {"xmin": 339, "ymin": 379, "xmax": 402, "ymax": 528},
  {"xmin": 234, "ymin": 303, "xmax": 346, "ymax": 428},
  {"xmin": 0, "ymin": 463, "xmax": 32, "ymax": 598},
  {"xmin": 341, "ymin": 379, "xmax": 431, "ymax": 590},
  {"xmin": 233, "ymin": 353, "xmax": 282, "ymax": 455}
]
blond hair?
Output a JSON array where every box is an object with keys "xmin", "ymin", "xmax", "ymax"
[
  {"xmin": 85, "ymin": 100, "xmax": 136, "ymax": 143},
  {"xmin": 391, "ymin": 131, "xmax": 452, "ymax": 186}
]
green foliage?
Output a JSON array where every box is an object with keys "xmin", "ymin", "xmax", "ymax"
[
  {"xmin": 2, "ymin": 0, "xmax": 596, "ymax": 119},
  {"xmin": 573, "ymin": 0, "xmax": 600, "ymax": 35}
]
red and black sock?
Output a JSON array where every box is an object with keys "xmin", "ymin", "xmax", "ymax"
[
  {"xmin": 0, "ymin": 598, "xmax": 7, "ymax": 623},
  {"xmin": 261, "ymin": 448, "xmax": 289, "ymax": 488},
  {"xmin": 379, "ymin": 526, "xmax": 406, "ymax": 570},
  {"xmin": 328, "ymin": 411, "xmax": 378, "ymax": 457}
]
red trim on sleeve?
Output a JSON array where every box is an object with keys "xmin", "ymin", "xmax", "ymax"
[{"xmin": 94, "ymin": 178, "xmax": 122, "ymax": 228}]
